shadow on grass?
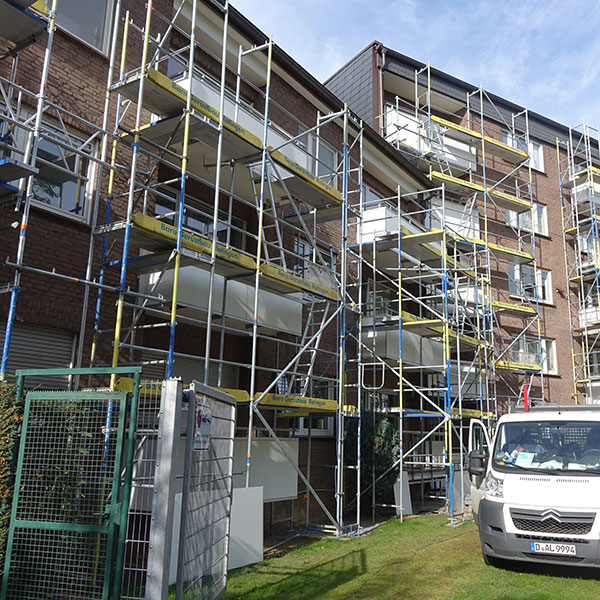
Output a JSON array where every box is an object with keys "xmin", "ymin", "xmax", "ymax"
[
  {"xmin": 227, "ymin": 548, "xmax": 367, "ymax": 600},
  {"xmin": 491, "ymin": 558, "xmax": 600, "ymax": 581}
]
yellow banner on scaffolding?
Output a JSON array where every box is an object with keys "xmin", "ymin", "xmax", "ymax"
[
  {"xmin": 133, "ymin": 213, "xmax": 256, "ymax": 270},
  {"xmin": 261, "ymin": 263, "xmax": 339, "ymax": 301},
  {"xmin": 114, "ymin": 377, "xmax": 162, "ymax": 396},
  {"xmin": 254, "ymin": 392, "xmax": 337, "ymax": 412},
  {"xmin": 451, "ymin": 407, "xmax": 495, "ymax": 419}
]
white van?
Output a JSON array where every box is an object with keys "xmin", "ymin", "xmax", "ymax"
[{"xmin": 468, "ymin": 406, "xmax": 600, "ymax": 567}]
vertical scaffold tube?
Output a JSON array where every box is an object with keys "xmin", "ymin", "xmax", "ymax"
[
  {"xmin": 76, "ymin": 0, "xmax": 122, "ymax": 375},
  {"xmin": 397, "ymin": 185, "xmax": 404, "ymax": 522},
  {"xmin": 111, "ymin": 0, "xmax": 153, "ymax": 388},
  {"xmin": 335, "ymin": 106, "xmax": 349, "ymax": 530},
  {"xmin": 203, "ymin": 0, "xmax": 229, "ymax": 384},
  {"xmin": 246, "ymin": 36, "xmax": 273, "ymax": 488},
  {"xmin": 89, "ymin": 10, "xmax": 130, "ymax": 374},
  {"xmin": 167, "ymin": 0, "xmax": 199, "ymax": 378}
]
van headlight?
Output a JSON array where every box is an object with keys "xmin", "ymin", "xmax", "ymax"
[{"xmin": 485, "ymin": 472, "xmax": 504, "ymax": 498}]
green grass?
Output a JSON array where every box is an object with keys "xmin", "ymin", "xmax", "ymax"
[{"xmin": 223, "ymin": 514, "xmax": 600, "ymax": 600}]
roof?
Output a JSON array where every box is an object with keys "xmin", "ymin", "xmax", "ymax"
[
  {"xmin": 203, "ymin": 2, "xmax": 432, "ymax": 189},
  {"xmin": 380, "ymin": 44, "xmax": 572, "ymax": 146}
]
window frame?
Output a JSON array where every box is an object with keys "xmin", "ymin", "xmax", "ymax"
[
  {"xmin": 50, "ymin": 0, "xmax": 114, "ymax": 55},
  {"xmin": 501, "ymin": 130, "xmax": 545, "ymax": 172},
  {"xmin": 12, "ymin": 118, "xmax": 97, "ymax": 224},
  {"xmin": 509, "ymin": 264, "xmax": 552, "ymax": 304},
  {"xmin": 517, "ymin": 336, "xmax": 556, "ymax": 375},
  {"xmin": 292, "ymin": 378, "xmax": 335, "ymax": 438},
  {"xmin": 506, "ymin": 202, "xmax": 548, "ymax": 236}
]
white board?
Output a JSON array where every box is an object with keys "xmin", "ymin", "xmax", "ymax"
[
  {"xmin": 232, "ymin": 438, "xmax": 298, "ymax": 501},
  {"xmin": 228, "ymin": 486, "xmax": 264, "ymax": 570}
]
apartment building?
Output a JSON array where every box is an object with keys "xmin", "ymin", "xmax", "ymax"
[
  {"xmin": 1, "ymin": 1, "xmax": 597, "ymax": 563},
  {"xmin": 0, "ymin": 0, "xmax": 440, "ymax": 542},
  {"xmin": 327, "ymin": 43, "xmax": 578, "ymax": 410}
]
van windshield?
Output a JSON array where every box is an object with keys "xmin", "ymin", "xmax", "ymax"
[{"xmin": 493, "ymin": 421, "xmax": 600, "ymax": 474}]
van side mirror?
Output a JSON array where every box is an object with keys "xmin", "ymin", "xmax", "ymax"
[{"xmin": 468, "ymin": 449, "xmax": 488, "ymax": 476}]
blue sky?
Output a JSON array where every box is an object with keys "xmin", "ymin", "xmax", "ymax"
[{"xmin": 235, "ymin": 0, "xmax": 600, "ymax": 127}]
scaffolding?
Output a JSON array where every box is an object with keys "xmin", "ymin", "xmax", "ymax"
[
  {"xmin": 87, "ymin": 0, "xmax": 367, "ymax": 534},
  {"xmin": 360, "ymin": 62, "xmax": 545, "ymax": 516},
  {"xmin": 558, "ymin": 123, "xmax": 600, "ymax": 403},
  {"xmin": 0, "ymin": 0, "xmax": 123, "ymax": 383},
  {"xmin": 0, "ymin": 0, "xmax": 548, "ymax": 541}
]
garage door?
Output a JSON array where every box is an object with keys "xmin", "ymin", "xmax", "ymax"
[{"xmin": 0, "ymin": 322, "xmax": 75, "ymax": 387}]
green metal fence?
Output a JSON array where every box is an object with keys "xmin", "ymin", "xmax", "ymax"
[{"xmin": 0, "ymin": 367, "xmax": 141, "ymax": 600}]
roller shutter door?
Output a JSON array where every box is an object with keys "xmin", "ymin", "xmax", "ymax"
[{"xmin": 0, "ymin": 322, "xmax": 75, "ymax": 388}]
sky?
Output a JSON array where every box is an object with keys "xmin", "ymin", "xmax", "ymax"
[{"xmin": 234, "ymin": 0, "xmax": 600, "ymax": 128}]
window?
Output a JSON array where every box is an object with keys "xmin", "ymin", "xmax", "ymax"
[
  {"xmin": 516, "ymin": 336, "xmax": 556, "ymax": 374},
  {"xmin": 506, "ymin": 202, "xmax": 548, "ymax": 235},
  {"xmin": 292, "ymin": 378, "xmax": 334, "ymax": 437},
  {"xmin": 509, "ymin": 264, "xmax": 552, "ymax": 303},
  {"xmin": 541, "ymin": 338, "xmax": 557, "ymax": 374},
  {"xmin": 582, "ymin": 281, "xmax": 600, "ymax": 309},
  {"xmin": 155, "ymin": 192, "xmax": 244, "ymax": 251},
  {"xmin": 31, "ymin": 136, "xmax": 92, "ymax": 220},
  {"xmin": 362, "ymin": 185, "xmax": 384, "ymax": 207},
  {"xmin": 501, "ymin": 131, "xmax": 544, "ymax": 172},
  {"xmin": 298, "ymin": 127, "xmax": 338, "ymax": 185},
  {"xmin": 53, "ymin": 0, "xmax": 113, "ymax": 53}
]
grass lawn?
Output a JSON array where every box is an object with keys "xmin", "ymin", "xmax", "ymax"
[{"xmin": 223, "ymin": 514, "xmax": 600, "ymax": 600}]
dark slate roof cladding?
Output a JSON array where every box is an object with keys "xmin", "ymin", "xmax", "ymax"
[
  {"xmin": 326, "ymin": 48, "xmax": 374, "ymax": 127},
  {"xmin": 384, "ymin": 51, "xmax": 572, "ymax": 147}
]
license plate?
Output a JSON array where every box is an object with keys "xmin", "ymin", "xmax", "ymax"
[{"xmin": 530, "ymin": 542, "xmax": 576, "ymax": 556}]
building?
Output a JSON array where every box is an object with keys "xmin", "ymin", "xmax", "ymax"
[{"xmin": 0, "ymin": 0, "xmax": 595, "ymax": 564}]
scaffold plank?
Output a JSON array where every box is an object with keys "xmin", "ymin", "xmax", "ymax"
[
  {"xmin": 115, "ymin": 68, "xmax": 343, "ymax": 208},
  {"xmin": 132, "ymin": 213, "xmax": 256, "ymax": 270},
  {"xmin": 495, "ymin": 360, "xmax": 541, "ymax": 373},
  {"xmin": 483, "ymin": 136, "xmax": 528, "ymax": 165},
  {"xmin": 454, "ymin": 235, "xmax": 534, "ymax": 263},
  {"xmin": 0, "ymin": 0, "xmax": 45, "ymax": 46},
  {"xmin": 429, "ymin": 116, "xmax": 528, "ymax": 164},
  {"xmin": 430, "ymin": 171, "xmax": 531, "ymax": 212},
  {"xmin": 0, "ymin": 157, "xmax": 38, "ymax": 181},
  {"xmin": 430, "ymin": 170, "xmax": 484, "ymax": 195},
  {"xmin": 488, "ymin": 188, "xmax": 531, "ymax": 213},
  {"xmin": 491, "ymin": 300, "xmax": 537, "ymax": 315},
  {"xmin": 430, "ymin": 115, "xmax": 481, "ymax": 143}
]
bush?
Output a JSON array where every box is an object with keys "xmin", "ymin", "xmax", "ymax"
[
  {"xmin": 0, "ymin": 384, "xmax": 23, "ymax": 574},
  {"xmin": 344, "ymin": 411, "xmax": 400, "ymax": 503}
]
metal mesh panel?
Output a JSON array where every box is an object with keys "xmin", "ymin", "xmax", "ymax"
[
  {"xmin": 121, "ymin": 381, "xmax": 162, "ymax": 600},
  {"xmin": 177, "ymin": 391, "xmax": 236, "ymax": 600},
  {"xmin": 5, "ymin": 528, "xmax": 108, "ymax": 600},
  {"xmin": 3, "ymin": 390, "xmax": 125, "ymax": 600},
  {"xmin": 15, "ymin": 396, "xmax": 118, "ymax": 524}
]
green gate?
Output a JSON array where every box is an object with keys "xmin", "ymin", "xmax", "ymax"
[{"xmin": 1, "ymin": 367, "xmax": 141, "ymax": 600}]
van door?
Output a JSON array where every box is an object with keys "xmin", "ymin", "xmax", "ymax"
[{"xmin": 468, "ymin": 419, "xmax": 492, "ymax": 525}]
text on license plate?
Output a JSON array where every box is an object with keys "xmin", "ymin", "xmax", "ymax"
[{"xmin": 530, "ymin": 542, "xmax": 576, "ymax": 555}]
